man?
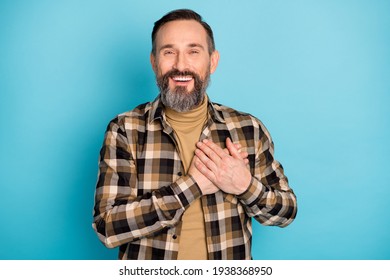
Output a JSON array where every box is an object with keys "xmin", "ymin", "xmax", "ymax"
[{"xmin": 92, "ymin": 9, "xmax": 297, "ymax": 260}]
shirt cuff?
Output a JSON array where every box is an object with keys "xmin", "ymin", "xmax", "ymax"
[
  {"xmin": 237, "ymin": 177, "xmax": 264, "ymax": 206},
  {"xmin": 170, "ymin": 175, "xmax": 202, "ymax": 209}
]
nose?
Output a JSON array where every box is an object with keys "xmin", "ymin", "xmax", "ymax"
[{"xmin": 174, "ymin": 52, "xmax": 187, "ymax": 71}]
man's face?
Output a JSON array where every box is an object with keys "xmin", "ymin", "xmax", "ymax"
[{"xmin": 151, "ymin": 20, "xmax": 219, "ymax": 112}]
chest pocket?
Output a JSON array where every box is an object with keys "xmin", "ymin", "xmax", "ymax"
[{"xmin": 135, "ymin": 129, "xmax": 182, "ymax": 195}]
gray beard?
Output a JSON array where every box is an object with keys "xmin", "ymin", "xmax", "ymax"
[
  {"xmin": 160, "ymin": 86, "xmax": 204, "ymax": 113},
  {"xmin": 157, "ymin": 69, "xmax": 210, "ymax": 112}
]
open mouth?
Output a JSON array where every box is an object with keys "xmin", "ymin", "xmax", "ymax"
[{"xmin": 171, "ymin": 75, "xmax": 193, "ymax": 83}]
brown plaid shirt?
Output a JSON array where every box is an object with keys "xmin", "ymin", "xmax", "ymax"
[{"xmin": 92, "ymin": 95, "xmax": 297, "ymax": 260}]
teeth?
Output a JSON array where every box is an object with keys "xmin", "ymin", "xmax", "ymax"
[{"xmin": 173, "ymin": 76, "xmax": 192, "ymax": 82}]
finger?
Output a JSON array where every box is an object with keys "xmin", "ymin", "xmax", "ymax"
[
  {"xmin": 196, "ymin": 140, "xmax": 225, "ymax": 163},
  {"xmin": 195, "ymin": 147, "xmax": 219, "ymax": 173},
  {"xmin": 226, "ymin": 137, "xmax": 241, "ymax": 159},
  {"xmin": 201, "ymin": 139, "xmax": 228, "ymax": 159},
  {"xmin": 239, "ymin": 151, "xmax": 248, "ymax": 160},
  {"xmin": 193, "ymin": 154, "xmax": 216, "ymax": 182},
  {"xmin": 224, "ymin": 144, "xmax": 242, "ymax": 155}
]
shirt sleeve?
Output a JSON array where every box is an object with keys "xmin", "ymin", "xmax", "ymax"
[
  {"xmin": 92, "ymin": 118, "xmax": 201, "ymax": 248},
  {"xmin": 237, "ymin": 123, "xmax": 298, "ymax": 227}
]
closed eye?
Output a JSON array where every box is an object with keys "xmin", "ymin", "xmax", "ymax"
[{"xmin": 164, "ymin": 50, "xmax": 175, "ymax": 55}]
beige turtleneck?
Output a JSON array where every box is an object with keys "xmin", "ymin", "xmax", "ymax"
[{"xmin": 165, "ymin": 96, "xmax": 209, "ymax": 260}]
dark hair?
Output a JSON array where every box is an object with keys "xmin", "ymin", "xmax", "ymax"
[{"xmin": 151, "ymin": 9, "xmax": 215, "ymax": 55}]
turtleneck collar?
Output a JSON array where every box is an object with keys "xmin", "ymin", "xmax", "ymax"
[{"xmin": 164, "ymin": 94, "xmax": 209, "ymax": 126}]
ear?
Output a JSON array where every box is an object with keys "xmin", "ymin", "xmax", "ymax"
[
  {"xmin": 150, "ymin": 53, "xmax": 157, "ymax": 73},
  {"xmin": 209, "ymin": 50, "xmax": 220, "ymax": 74}
]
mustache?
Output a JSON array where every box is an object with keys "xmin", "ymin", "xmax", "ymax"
[
  {"xmin": 162, "ymin": 69, "xmax": 201, "ymax": 81},
  {"xmin": 156, "ymin": 68, "xmax": 204, "ymax": 93}
]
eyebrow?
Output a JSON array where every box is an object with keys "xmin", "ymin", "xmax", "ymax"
[
  {"xmin": 158, "ymin": 43, "xmax": 205, "ymax": 52},
  {"xmin": 188, "ymin": 43, "xmax": 205, "ymax": 49}
]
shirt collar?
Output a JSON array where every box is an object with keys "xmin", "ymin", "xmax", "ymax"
[{"xmin": 148, "ymin": 94, "xmax": 226, "ymax": 125}]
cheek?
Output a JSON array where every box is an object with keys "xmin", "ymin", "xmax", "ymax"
[
  {"xmin": 196, "ymin": 64, "xmax": 211, "ymax": 79},
  {"xmin": 156, "ymin": 58, "xmax": 175, "ymax": 72},
  {"xmin": 194, "ymin": 58, "xmax": 212, "ymax": 74}
]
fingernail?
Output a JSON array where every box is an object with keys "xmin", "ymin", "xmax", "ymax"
[{"xmin": 203, "ymin": 139, "xmax": 209, "ymax": 143}]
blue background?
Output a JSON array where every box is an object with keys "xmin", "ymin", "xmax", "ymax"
[{"xmin": 1, "ymin": 0, "xmax": 389, "ymax": 260}]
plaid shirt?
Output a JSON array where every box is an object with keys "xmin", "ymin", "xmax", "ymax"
[{"xmin": 92, "ymin": 95, "xmax": 297, "ymax": 260}]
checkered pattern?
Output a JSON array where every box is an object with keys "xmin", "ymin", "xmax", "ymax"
[{"xmin": 92, "ymin": 95, "xmax": 297, "ymax": 259}]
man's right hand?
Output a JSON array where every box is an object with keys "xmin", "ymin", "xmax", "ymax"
[
  {"xmin": 189, "ymin": 155, "xmax": 219, "ymax": 195},
  {"xmin": 188, "ymin": 142, "xmax": 249, "ymax": 195}
]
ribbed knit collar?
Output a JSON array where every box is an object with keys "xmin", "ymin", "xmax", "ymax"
[{"xmin": 164, "ymin": 95, "xmax": 209, "ymax": 126}]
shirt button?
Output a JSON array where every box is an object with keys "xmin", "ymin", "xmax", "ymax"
[
  {"xmin": 172, "ymin": 234, "xmax": 177, "ymax": 239},
  {"xmin": 177, "ymin": 172, "xmax": 182, "ymax": 176}
]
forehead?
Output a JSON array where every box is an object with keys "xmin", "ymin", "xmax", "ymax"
[{"xmin": 155, "ymin": 20, "xmax": 208, "ymax": 48}]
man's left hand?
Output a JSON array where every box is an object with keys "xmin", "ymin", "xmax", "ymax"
[{"xmin": 194, "ymin": 138, "xmax": 252, "ymax": 195}]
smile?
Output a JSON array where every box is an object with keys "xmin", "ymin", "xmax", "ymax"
[{"xmin": 172, "ymin": 76, "xmax": 193, "ymax": 82}]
